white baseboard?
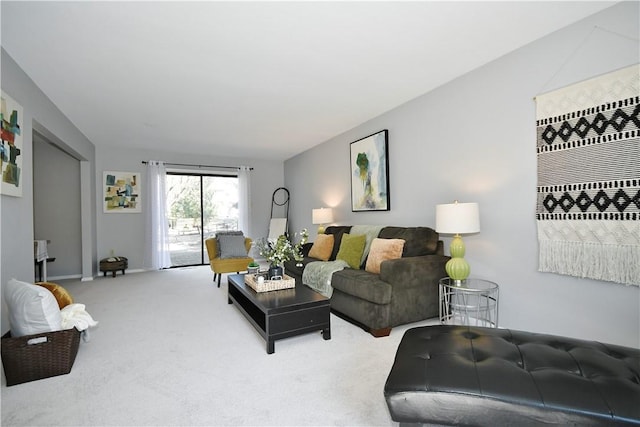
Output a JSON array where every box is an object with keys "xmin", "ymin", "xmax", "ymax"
[
  {"xmin": 47, "ymin": 274, "xmax": 83, "ymax": 281},
  {"xmin": 49, "ymin": 269, "xmax": 147, "ymax": 282},
  {"xmin": 96, "ymin": 268, "xmax": 146, "ymax": 277}
]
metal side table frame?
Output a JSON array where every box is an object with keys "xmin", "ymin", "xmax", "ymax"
[{"xmin": 439, "ymin": 277, "xmax": 499, "ymax": 328}]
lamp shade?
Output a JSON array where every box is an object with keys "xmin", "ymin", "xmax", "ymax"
[
  {"xmin": 435, "ymin": 202, "xmax": 480, "ymax": 234},
  {"xmin": 312, "ymin": 208, "xmax": 333, "ymax": 225}
]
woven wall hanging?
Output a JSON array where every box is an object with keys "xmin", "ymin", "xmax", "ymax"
[{"xmin": 536, "ymin": 64, "xmax": 639, "ymax": 286}]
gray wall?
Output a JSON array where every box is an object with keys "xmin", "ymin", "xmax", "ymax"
[
  {"xmin": 284, "ymin": 2, "xmax": 640, "ymax": 347},
  {"xmin": 96, "ymin": 146, "xmax": 284, "ymax": 269},
  {"xmin": 1, "ymin": 46, "xmax": 284, "ymax": 335},
  {"xmin": 33, "ymin": 132, "xmax": 82, "ymax": 279},
  {"xmin": 1, "ymin": 49, "xmax": 97, "ymax": 332}
]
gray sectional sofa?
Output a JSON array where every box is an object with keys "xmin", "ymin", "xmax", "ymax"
[{"xmin": 284, "ymin": 226, "xmax": 449, "ymax": 337}]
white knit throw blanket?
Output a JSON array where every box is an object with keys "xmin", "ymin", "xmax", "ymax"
[{"xmin": 535, "ymin": 64, "xmax": 639, "ymax": 286}]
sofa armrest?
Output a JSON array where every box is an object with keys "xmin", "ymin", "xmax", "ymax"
[
  {"xmin": 379, "ymin": 255, "xmax": 449, "ymax": 290},
  {"xmin": 301, "ymin": 242, "xmax": 313, "ymax": 257}
]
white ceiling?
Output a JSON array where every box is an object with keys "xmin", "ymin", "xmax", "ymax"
[{"xmin": 1, "ymin": 1, "xmax": 616, "ymax": 161}]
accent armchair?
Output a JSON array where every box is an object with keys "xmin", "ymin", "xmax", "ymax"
[{"xmin": 205, "ymin": 236, "xmax": 253, "ymax": 287}]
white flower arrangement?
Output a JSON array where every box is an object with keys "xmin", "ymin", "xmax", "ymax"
[{"xmin": 257, "ymin": 228, "xmax": 308, "ymax": 266}]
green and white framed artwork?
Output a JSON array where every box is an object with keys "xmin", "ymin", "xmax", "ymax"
[{"xmin": 350, "ymin": 129, "xmax": 389, "ymax": 212}]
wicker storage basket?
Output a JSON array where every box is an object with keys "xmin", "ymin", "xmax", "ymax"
[
  {"xmin": 245, "ymin": 274, "xmax": 295, "ymax": 292},
  {"xmin": 1, "ymin": 327, "xmax": 81, "ymax": 386}
]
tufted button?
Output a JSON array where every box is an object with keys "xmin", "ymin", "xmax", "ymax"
[{"xmin": 462, "ymin": 331, "xmax": 479, "ymax": 340}]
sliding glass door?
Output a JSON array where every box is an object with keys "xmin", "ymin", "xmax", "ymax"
[{"xmin": 166, "ymin": 173, "xmax": 239, "ymax": 267}]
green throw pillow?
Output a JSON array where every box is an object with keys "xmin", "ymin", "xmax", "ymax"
[{"xmin": 336, "ymin": 234, "xmax": 366, "ymax": 269}]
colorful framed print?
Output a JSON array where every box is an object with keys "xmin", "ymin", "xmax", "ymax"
[
  {"xmin": 1, "ymin": 92, "xmax": 23, "ymax": 197},
  {"xmin": 103, "ymin": 171, "xmax": 141, "ymax": 213}
]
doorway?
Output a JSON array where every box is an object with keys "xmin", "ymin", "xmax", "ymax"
[
  {"xmin": 32, "ymin": 132, "xmax": 82, "ymax": 279},
  {"xmin": 166, "ymin": 172, "xmax": 239, "ymax": 267}
]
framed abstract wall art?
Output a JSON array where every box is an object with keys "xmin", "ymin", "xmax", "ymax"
[
  {"xmin": 350, "ymin": 129, "xmax": 390, "ymax": 211},
  {"xmin": 1, "ymin": 92, "xmax": 23, "ymax": 197},
  {"xmin": 103, "ymin": 171, "xmax": 141, "ymax": 213}
]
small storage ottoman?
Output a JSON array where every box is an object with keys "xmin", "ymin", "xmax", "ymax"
[
  {"xmin": 99, "ymin": 256, "xmax": 128, "ymax": 277},
  {"xmin": 1, "ymin": 327, "xmax": 81, "ymax": 386}
]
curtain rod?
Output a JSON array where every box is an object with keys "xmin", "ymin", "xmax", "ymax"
[{"xmin": 141, "ymin": 161, "xmax": 253, "ymax": 170}]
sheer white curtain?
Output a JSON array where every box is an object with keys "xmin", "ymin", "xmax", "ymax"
[
  {"xmin": 143, "ymin": 161, "xmax": 172, "ymax": 270},
  {"xmin": 237, "ymin": 166, "xmax": 251, "ymax": 236}
]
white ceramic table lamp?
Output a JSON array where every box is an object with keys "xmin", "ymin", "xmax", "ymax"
[
  {"xmin": 312, "ymin": 208, "xmax": 333, "ymax": 234},
  {"xmin": 435, "ymin": 201, "xmax": 480, "ymax": 284}
]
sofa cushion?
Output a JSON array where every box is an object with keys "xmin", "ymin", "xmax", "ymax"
[
  {"xmin": 378, "ymin": 226, "xmax": 439, "ymax": 257},
  {"xmin": 365, "ymin": 238, "xmax": 405, "ymax": 274},
  {"xmin": 331, "ymin": 269, "xmax": 393, "ymax": 305},
  {"xmin": 324, "ymin": 226, "xmax": 352, "ymax": 261},
  {"xmin": 336, "ymin": 234, "xmax": 366, "ymax": 269},
  {"xmin": 308, "ymin": 234, "xmax": 334, "ymax": 261}
]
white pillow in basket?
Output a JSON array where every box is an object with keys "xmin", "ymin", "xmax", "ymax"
[{"xmin": 4, "ymin": 278, "xmax": 62, "ymax": 337}]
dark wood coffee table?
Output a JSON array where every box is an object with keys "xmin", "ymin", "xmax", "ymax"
[{"xmin": 227, "ymin": 274, "xmax": 331, "ymax": 354}]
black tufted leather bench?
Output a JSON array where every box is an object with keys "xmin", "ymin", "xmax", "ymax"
[{"xmin": 384, "ymin": 325, "xmax": 640, "ymax": 426}]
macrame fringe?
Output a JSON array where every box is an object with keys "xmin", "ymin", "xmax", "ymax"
[{"xmin": 538, "ymin": 240, "xmax": 640, "ymax": 286}]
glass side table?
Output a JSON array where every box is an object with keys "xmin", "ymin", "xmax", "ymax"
[{"xmin": 439, "ymin": 277, "xmax": 499, "ymax": 328}]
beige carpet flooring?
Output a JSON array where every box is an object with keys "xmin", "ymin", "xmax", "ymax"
[{"xmin": 1, "ymin": 266, "xmax": 438, "ymax": 426}]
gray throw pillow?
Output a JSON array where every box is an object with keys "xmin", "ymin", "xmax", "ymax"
[
  {"xmin": 215, "ymin": 231, "xmax": 244, "ymax": 257},
  {"xmin": 218, "ymin": 234, "xmax": 248, "ymax": 259},
  {"xmin": 216, "ymin": 231, "xmax": 244, "ymax": 237}
]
